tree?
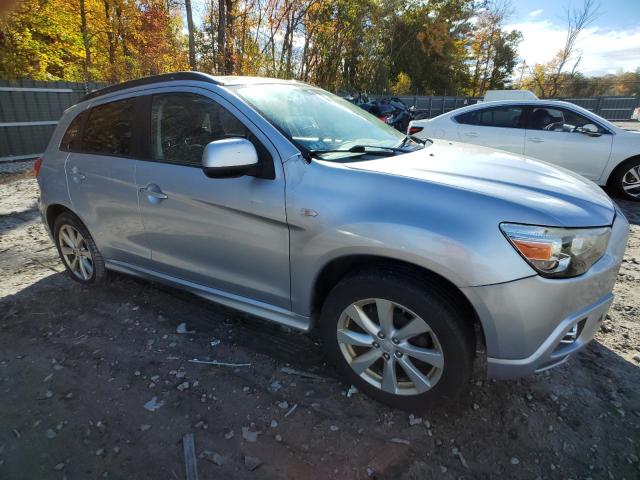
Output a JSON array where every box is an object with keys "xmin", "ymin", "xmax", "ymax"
[
  {"xmin": 485, "ymin": 29, "xmax": 521, "ymax": 90},
  {"xmin": 8, "ymin": 0, "xmax": 627, "ymax": 100},
  {"xmin": 548, "ymin": 0, "xmax": 600, "ymax": 96},
  {"xmin": 79, "ymin": 0, "xmax": 92, "ymax": 82},
  {"xmin": 391, "ymin": 72, "xmax": 411, "ymax": 95},
  {"xmin": 184, "ymin": 0, "xmax": 197, "ymax": 70},
  {"xmin": 468, "ymin": 0, "xmax": 521, "ymax": 96},
  {"xmin": 520, "ymin": 0, "xmax": 600, "ymax": 97},
  {"xmin": 0, "ymin": 0, "xmax": 188, "ymax": 82}
]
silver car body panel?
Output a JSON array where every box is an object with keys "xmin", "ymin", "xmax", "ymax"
[
  {"xmin": 132, "ymin": 85, "xmax": 291, "ymax": 309},
  {"xmin": 37, "ymin": 75, "xmax": 630, "ymax": 380},
  {"xmin": 106, "ymin": 259, "xmax": 311, "ymax": 331},
  {"xmin": 462, "ymin": 212, "xmax": 628, "ymax": 374}
]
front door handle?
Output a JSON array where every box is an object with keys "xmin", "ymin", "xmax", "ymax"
[
  {"xmin": 464, "ymin": 132, "xmax": 479, "ymax": 138},
  {"xmin": 140, "ymin": 184, "xmax": 168, "ymax": 200},
  {"xmin": 527, "ymin": 137, "xmax": 544, "ymax": 143}
]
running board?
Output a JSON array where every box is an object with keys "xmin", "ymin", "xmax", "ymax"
[{"xmin": 105, "ymin": 260, "xmax": 312, "ymax": 332}]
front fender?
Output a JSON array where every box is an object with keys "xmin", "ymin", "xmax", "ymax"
[{"xmin": 285, "ymin": 158, "xmax": 536, "ymax": 316}]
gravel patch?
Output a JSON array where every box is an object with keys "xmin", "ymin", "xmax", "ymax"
[{"xmin": 0, "ymin": 174, "xmax": 638, "ymax": 479}]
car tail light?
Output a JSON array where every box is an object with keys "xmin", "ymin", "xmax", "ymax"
[
  {"xmin": 33, "ymin": 157, "xmax": 43, "ymax": 177},
  {"xmin": 408, "ymin": 126, "xmax": 424, "ymax": 135}
]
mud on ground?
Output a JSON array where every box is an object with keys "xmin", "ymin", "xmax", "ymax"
[{"xmin": 0, "ymin": 171, "xmax": 639, "ymax": 480}]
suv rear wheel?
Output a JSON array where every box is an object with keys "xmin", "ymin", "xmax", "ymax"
[
  {"xmin": 53, "ymin": 212, "xmax": 107, "ymax": 284},
  {"xmin": 320, "ymin": 270, "xmax": 474, "ymax": 410}
]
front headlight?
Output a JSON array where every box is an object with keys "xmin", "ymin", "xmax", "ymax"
[{"xmin": 500, "ymin": 223, "xmax": 611, "ymax": 278}]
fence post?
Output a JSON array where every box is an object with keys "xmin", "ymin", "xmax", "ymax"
[{"xmin": 595, "ymin": 96, "xmax": 603, "ymax": 117}]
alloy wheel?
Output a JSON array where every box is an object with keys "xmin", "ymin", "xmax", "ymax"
[
  {"xmin": 336, "ymin": 298, "xmax": 444, "ymax": 396},
  {"xmin": 622, "ymin": 165, "xmax": 640, "ymax": 198},
  {"xmin": 58, "ymin": 224, "xmax": 94, "ymax": 281}
]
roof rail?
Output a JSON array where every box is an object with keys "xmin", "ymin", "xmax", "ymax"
[{"xmin": 81, "ymin": 72, "xmax": 219, "ymax": 102}]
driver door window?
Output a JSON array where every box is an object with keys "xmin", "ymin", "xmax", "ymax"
[
  {"xmin": 151, "ymin": 93, "xmax": 249, "ymax": 166},
  {"xmin": 527, "ymin": 107, "xmax": 605, "ymax": 133}
]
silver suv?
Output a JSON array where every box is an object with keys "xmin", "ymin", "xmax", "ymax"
[{"xmin": 36, "ymin": 73, "xmax": 629, "ymax": 410}]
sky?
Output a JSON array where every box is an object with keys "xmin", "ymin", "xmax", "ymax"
[{"xmin": 505, "ymin": 0, "xmax": 640, "ymax": 76}]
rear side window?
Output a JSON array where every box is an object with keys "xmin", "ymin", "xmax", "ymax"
[
  {"xmin": 81, "ymin": 98, "xmax": 136, "ymax": 155},
  {"xmin": 150, "ymin": 93, "xmax": 250, "ymax": 166},
  {"xmin": 60, "ymin": 112, "xmax": 84, "ymax": 151},
  {"xmin": 456, "ymin": 106, "xmax": 524, "ymax": 128}
]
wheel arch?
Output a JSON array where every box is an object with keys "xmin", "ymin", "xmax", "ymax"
[
  {"xmin": 46, "ymin": 203, "xmax": 76, "ymax": 233},
  {"xmin": 310, "ymin": 254, "xmax": 485, "ymax": 348},
  {"xmin": 606, "ymin": 154, "xmax": 640, "ymax": 187}
]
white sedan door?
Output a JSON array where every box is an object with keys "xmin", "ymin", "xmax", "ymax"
[
  {"xmin": 524, "ymin": 106, "xmax": 613, "ymax": 181},
  {"xmin": 455, "ymin": 105, "xmax": 526, "ymax": 155}
]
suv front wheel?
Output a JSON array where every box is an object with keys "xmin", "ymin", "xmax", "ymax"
[{"xmin": 320, "ymin": 270, "xmax": 475, "ymax": 410}]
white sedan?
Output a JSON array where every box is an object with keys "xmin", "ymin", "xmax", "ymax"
[{"xmin": 408, "ymin": 100, "xmax": 640, "ymax": 201}]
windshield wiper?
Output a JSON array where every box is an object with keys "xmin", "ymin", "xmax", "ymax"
[{"xmin": 309, "ymin": 144, "xmax": 403, "ymax": 158}]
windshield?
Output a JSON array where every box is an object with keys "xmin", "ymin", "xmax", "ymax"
[{"xmin": 231, "ymin": 83, "xmax": 414, "ymax": 160}]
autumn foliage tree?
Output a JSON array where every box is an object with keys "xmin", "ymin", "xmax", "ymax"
[
  {"xmin": 2, "ymin": 0, "xmax": 636, "ymax": 100},
  {"xmin": 0, "ymin": 0, "xmax": 188, "ymax": 83}
]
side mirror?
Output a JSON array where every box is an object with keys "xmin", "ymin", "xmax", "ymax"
[
  {"xmin": 201, "ymin": 138, "xmax": 258, "ymax": 178},
  {"xmin": 577, "ymin": 123, "xmax": 601, "ymax": 137}
]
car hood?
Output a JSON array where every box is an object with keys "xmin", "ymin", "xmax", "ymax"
[{"xmin": 347, "ymin": 139, "xmax": 616, "ymax": 227}]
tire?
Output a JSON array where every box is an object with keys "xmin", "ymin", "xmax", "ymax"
[
  {"xmin": 609, "ymin": 157, "xmax": 640, "ymax": 201},
  {"xmin": 53, "ymin": 212, "xmax": 107, "ymax": 284},
  {"xmin": 319, "ymin": 269, "xmax": 475, "ymax": 411}
]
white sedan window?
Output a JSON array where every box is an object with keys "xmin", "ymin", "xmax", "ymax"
[
  {"xmin": 528, "ymin": 107, "xmax": 605, "ymax": 133},
  {"xmin": 456, "ymin": 107, "xmax": 524, "ymax": 128}
]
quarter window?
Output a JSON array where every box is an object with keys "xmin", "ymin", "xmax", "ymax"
[
  {"xmin": 456, "ymin": 106, "xmax": 524, "ymax": 128},
  {"xmin": 60, "ymin": 112, "xmax": 84, "ymax": 151},
  {"xmin": 81, "ymin": 98, "xmax": 136, "ymax": 155},
  {"xmin": 151, "ymin": 93, "xmax": 251, "ymax": 166}
]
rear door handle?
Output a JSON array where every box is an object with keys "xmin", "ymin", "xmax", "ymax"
[
  {"xmin": 140, "ymin": 184, "xmax": 168, "ymax": 200},
  {"xmin": 464, "ymin": 132, "xmax": 479, "ymax": 138},
  {"xmin": 527, "ymin": 137, "xmax": 544, "ymax": 143},
  {"xmin": 70, "ymin": 165, "xmax": 86, "ymax": 181}
]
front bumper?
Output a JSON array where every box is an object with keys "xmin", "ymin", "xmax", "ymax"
[
  {"xmin": 485, "ymin": 293, "xmax": 612, "ymax": 378},
  {"xmin": 462, "ymin": 211, "xmax": 629, "ymax": 379}
]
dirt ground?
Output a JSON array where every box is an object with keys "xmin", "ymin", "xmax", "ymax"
[{"xmin": 1, "ymin": 166, "xmax": 639, "ymax": 480}]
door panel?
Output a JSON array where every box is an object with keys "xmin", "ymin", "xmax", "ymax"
[
  {"xmin": 65, "ymin": 96, "xmax": 149, "ymax": 263},
  {"xmin": 136, "ymin": 91, "xmax": 290, "ymax": 309},
  {"xmin": 136, "ymin": 162, "xmax": 289, "ymax": 308},
  {"xmin": 455, "ymin": 105, "xmax": 526, "ymax": 155},
  {"xmin": 524, "ymin": 106, "xmax": 613, "ymax": 180},
  {"xmin": 66, "ymin": 154, "xmax": 148, "ymax": 263}
]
